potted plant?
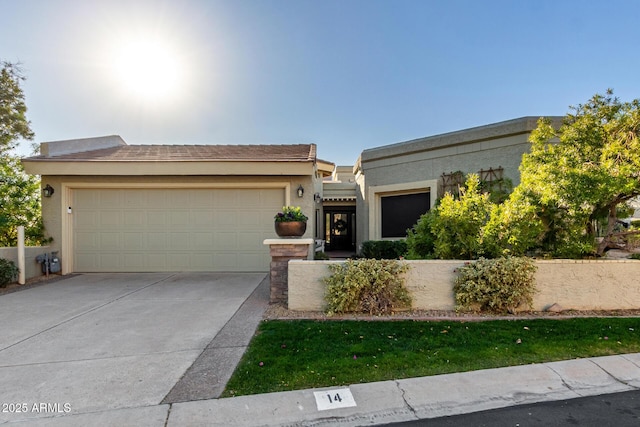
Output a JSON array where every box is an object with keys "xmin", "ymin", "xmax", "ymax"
[{"xmin": 274, "ymin": 206, "xmax": 308, "ymax": 237}]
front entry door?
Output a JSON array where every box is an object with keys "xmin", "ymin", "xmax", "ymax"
[{"xmin": 325, "ymin": 209, "xmax": 355, "ymax": 251}]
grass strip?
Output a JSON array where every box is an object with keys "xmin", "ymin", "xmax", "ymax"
[{"xmin": 222, "ymin": 318, "xmax": 640, "ymax": 397}]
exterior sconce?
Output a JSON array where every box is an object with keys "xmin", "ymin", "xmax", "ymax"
[
  {"xmin": 42, "ymin": 184, "xmax": 55, "ymax": 197},
  {"xmin": 297, "ymin": 185, "xmax": 304, "ymax": 198},
  {"xmin": 314, "ymin": 193, "xmax": 322, "ymax": 203}
]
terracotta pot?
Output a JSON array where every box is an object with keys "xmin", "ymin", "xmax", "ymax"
[{"xmin": 275, "ymin": 221, "xmax": 307, "ymax": 237}]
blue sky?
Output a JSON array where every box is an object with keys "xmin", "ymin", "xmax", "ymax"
[{"xmin": 2, "ymin": 0, "xmax": 639, "ymax": 165}]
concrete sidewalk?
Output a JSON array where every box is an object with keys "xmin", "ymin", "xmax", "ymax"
[{"xmin": 4, "ymin": 353, "xmax": 639, "ymax": 426}]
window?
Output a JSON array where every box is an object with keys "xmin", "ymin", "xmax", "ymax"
[{"xmin": 381, "ymin": 192, "xmax": 430, "ymax": 238}]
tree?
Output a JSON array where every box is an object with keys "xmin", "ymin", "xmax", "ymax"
[
  {"xmin": 0, "ymin": 156, "xmax": 47, "ymax": 246},
  {"xmin": 1, "ymin": 62, "xmax": 34, "ymax": 154},
  {"xmin": 504, "ymin": 90, "xmax": 640, "ymax": 257},
  {"xmin": 0, "ymin": 61, "xmax": 47, "ymax": 246}
]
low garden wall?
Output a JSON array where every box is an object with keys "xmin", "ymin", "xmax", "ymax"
[
  {"xmin": 288, "ymin": 259, "xmax": 640, "ymax": 312},
  {"xmin": 0, "ymin": 246, "xmax": 49, "ymax": 283}
]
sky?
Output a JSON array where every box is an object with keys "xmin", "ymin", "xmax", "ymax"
[{"xmin": 1, "ymin": 0, "xmax": 639, "ymax": 166}]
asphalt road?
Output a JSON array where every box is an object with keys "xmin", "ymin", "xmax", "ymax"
[{"xmin": 385, "ymin": 390, "xmax": 640, "ymax": 426}]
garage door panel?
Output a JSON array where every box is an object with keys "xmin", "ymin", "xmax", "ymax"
[
  {"xmin": 215, "ymin": 253, "xmax": 238, "ymax": 269},
  {"xmin": 237, "ymin": 231, "xmax": 262, "ymax": 248},
  {"xmin": 237, "ymin": 211, "xmax": 259, "ymax": 227},
  {"xmin": 169, "ymin": 191, "xmax": 190, "ymax": 206},
  {"xmin": 193, "ymin": 233, "xmax": 213, "ymax": 248},
  {"xmin": 121, "ymin": 232, "xmax": 143, "ymax": 249},
  {"xmin": 191, "ymin": 254, "xmax": 213, "ymax": 269},
  {"xmin": 99, "ymin": 190, "xmax": 121, "ymax": 206},
  {"xmin": 73, "ymin": 187, "xmax": 285, "ymax": 272},
  {"xmin": 147, "ymin": 191, "xmax": 167, "ymax": 206},
  {"xmin": 215, "ymin": 232, "xmax": 238, "ymax": 249},
  {"xmin": 124, "ymin": 254, "xmax": 145, "ymax": 268},
  {"xmin": 169, "ymin": 211, "xmax": 190, "ymax": 226},
  {"xmin": 214, "ymin": 190, "xmax": 236, "ymax": 206},
  {"xmin": 76, "ymin": 211, "xmax": 98, "ymax": 228},
  {"xmin": 75, "ymin": 232, "xmax": 98, "ymax": 250},
  {"xmin": 147, "ymin": 232, "xmax": 167, "ymax": 248},
  {"xmin": 215, "ymin": 212, "xmax": 237, "ymax": 227},
  {"xmin": 100, "ymin": 253, "xmax": 121, "ymax": 269},
  {"xmin": 147, "ymin": 211, "xmax": 167, "ymax": 226},
  {"xmin": 99, "ymin": 232, "xmax": 120, "ymax": 250},
  {"xmin": 147, "ymin": 254, "xmax": 167, "ymax": 270},
  {"xmin": 123, "ymin": 191, "xmax": 145, "ymax": 207},
  {"xmin": 170, "ymin": 232, "xmax": 191, "ymax": 250},
  {"xmin": 75, "ymin": 253, "xmax": 97, "ymax": 270},
  {"xmin": 124, "ymin": 211, "xmax": 144, "ymax": 227}
]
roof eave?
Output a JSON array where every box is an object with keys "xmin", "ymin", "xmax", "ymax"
[{"xmin": 22, "ymin": 159, "xmax": 317, "ymax": 176}]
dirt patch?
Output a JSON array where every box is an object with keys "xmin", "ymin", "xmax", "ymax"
[
  {"xmin": 0, "ymin": 274, "xmax": 68, "ymax": 297},
  {"xmin": 263, "ymin": 302, "xmax": 640, "ymax": 322}
]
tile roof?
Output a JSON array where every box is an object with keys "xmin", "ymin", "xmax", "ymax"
[{"xmin": 29, "ymin": 144, "xmax": 317, "ymax": 162}]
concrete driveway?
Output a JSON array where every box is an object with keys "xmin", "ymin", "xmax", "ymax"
[{"xmin": 0, "ymin": 272, "xmax": 265, "ymax": 424}]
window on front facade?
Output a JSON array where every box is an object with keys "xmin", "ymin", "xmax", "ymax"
[{"xmin": 381, "ymin": 192, "xmax": 430, "ymax": 238}]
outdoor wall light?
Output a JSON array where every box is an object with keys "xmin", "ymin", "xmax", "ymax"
[
  {"xmin": 297, "ymin": 185, "xmax": 304, "ymax": 198},
  {"xmin": 42, "ymin": 184, "xmax": 54, "ymax": 197},
  {"xmin": 314, "ymin": 193, "xmax": 322, "ymax": 203}
]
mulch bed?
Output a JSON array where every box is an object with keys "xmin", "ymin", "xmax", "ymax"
[{"xmin": 263, "ymin": 302, "xmax": 640, "ymax": 322}]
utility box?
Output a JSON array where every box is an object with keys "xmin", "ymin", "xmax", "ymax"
[{"xmin": 36, "ymin": 252, "xmax": 61, "ymax": 274}]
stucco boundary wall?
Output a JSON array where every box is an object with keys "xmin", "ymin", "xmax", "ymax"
[
  {"xmin": 288, "ymin": 259, "xmax": 640, "ymax": 312},
  {"xmin": 0, "ymin": 246, "xmax": 49, "ymax": 282}
]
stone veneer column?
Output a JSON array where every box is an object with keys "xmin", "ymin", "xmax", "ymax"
[{"xmin": 263, "ymin": 238, "xmax": 314, "ymax": 305}]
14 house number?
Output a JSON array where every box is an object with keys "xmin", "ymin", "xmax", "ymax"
[
  {"xmin": 313, "ymin": 388, "xmax": 357, "ymax": 411},
  {"xmin": 326, "ymin": 393, "xmax": 342, "ymax": 403}
]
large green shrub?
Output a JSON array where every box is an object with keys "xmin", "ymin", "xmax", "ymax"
[
  {"xmin": 453, "ymin": 256, "xmax": 537, "ymax": 314},
  {"xmin": 0, "ymin": 258, "xmax": 19, "ymax": 288},
  {"xmin": 406, "ymin": 210, "xmax": 437, "ymax": 259},
  {"xmin": 324, "ymin": 259, "xmax": 412, "ymax": 315},
  {"xmin": 360, "ymin": 240, "xmax": 407, "ymax": 259},
  {"xmin": 431, "ymin": 174, "xmax": 495, "ymax": 259}
]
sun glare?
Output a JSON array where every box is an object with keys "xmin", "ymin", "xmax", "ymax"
[{"xmin": 112, "ymin": 38, "xmax": 184, "ymax": 102}]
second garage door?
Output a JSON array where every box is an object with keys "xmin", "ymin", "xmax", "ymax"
[{"xmin": 72, "ymin": 187, "xmax": 285, "ymax": 272}]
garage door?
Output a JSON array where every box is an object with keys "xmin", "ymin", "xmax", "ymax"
[{"xmin": 72, "ymin": 187, "xmax": 285, "ymax": 272}]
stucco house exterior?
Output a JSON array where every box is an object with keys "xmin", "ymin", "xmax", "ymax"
[
  {"xmin": 22, "ymin": 116, "xmax": 562, "ymax": 274},
  {"xmin": 352, "ymin": 116, "xmax": 563, "ymax": 249}
]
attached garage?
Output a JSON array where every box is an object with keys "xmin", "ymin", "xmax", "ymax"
[{"xmin": 22, "ymin": 136, "xmax": 333, "ymax": 274}]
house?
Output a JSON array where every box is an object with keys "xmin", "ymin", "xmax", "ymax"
[{"xmin": 22, "ymin": 116, "xmax": 562, "ymax": 274}]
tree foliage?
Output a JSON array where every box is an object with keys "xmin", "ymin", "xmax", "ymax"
[
  {"xmin": 407, "ymin": 90, "xmax": 640, "ymax": 259},
  {"xmin": 1, "ymin": 62, "xmax": 34, "ymax": 154},
  {"xmin": 505, "ymin": 90, "xmax": 640, "ymax": 257},
  {"xmin": 0, "ymin": 155, "xmax": 47, "ymax": 246},
  {"xmin": 407, "ymin": 174, "xmax": 498, "ymax": 260},
  {"xmin": 431, "ymin": 174, "xmax": 494, "ymax": 259},
  {"xmin": 0, "ymin": 61, "xmax": 48, "ymax": 246}
]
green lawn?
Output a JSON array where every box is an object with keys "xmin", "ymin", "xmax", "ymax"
[{"xmin": 222, "ymin": 318, "xmax": 640, "ymax": 397}]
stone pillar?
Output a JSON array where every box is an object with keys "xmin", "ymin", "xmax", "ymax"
[{"xmin": 263, "ymin": 238, "xmax": 314, "ymax": 305}]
